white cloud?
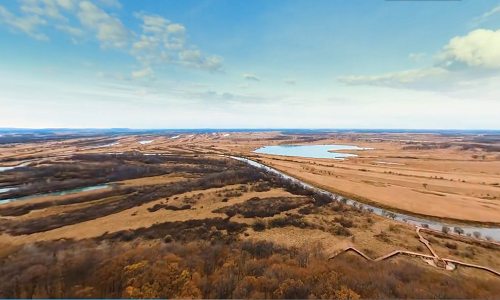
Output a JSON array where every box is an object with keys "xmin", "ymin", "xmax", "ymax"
[
  {"xmin": 131, "ymin": 67, "xmax": 155, "ymax": 79},
  {"xmin": 0, "ymin": 5, "xmax": 49, "ymax": 40},
  {"xmin": 189, "ymin": 82, "xmax": 212, "ymax": 87},
  {"xmin": 82, "ymin": 62, "xmax": 94, "ymax": 67},
  {"xmin": 470, "ymin": 5, "xmax": 500, "ymax": 27},
  {"xmin": 337, "ymin": 67, "xmax": 449, "ymax": 86},
  {"xmin": 131, "ymin": 40, "xmax": 152, "ymax": 52},
  {"xmin": 179, "ymin": 49, "xmax": 201, "ymax": 61},
  {"xmin": 243, "ymin": 74, "xmax": 260, "ymax": 81},
  {"xmin": 338, "ymin": 27, "xmax": 500, "ymax": 91},
  {"xmin": 135, "ymin": 88, "xmax": 157, "ymax": 95},
  {"xmin": 77, "ymin": 1, "xmax": 129, "ymax": 48},
  {"xmin": 165, "ymin": 42, "xmax": 183, "ymax": 50},
  {"xmin": 133, "ymin": 12, "xmax": 170, "ymax": 37},
  {"xmin": 20, "ymin": 0, "xmax": 67, "ymax": 21},
  {"xmin": 173, "ymin": 89, "xmax": 278, "ymax": 104},
  {"xmin": 97, "ymin": 0, "xmax": 122, "ymax": 9},
  {"xmin": 165, "ymin": 37, "xmax": 185, "ymax": 50},
  {"xmin": 131, "ymin": 12, "xmax": 222, "ymax": 72},
  {"xmin": 442, "ymin": 29, "xmax": 500, "ymax": 68},
  {"xmin": 167, "ymin": 23, "xmax": 185, "ymax": 34},
  {"xmin": 283, "ymin": 78, "xmax": 296, "ymax": 85},
  {"xmin": 56, "ymin": 24, "xmax": 85, "ymax": 36},
  {"xmin": 408, "ymin": 53, "xmax": 425, "ymax": 63},
  {"xmin": 239, "ymin": 83, "xmax": 249, "ymax": 89},
  {"xmin": 56, "ymin": 0, "xmax": 77, "ymax": 11}
]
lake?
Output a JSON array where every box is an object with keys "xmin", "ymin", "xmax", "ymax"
[{"xmin": 253, "ymin": 144, "xmax": 372, "ymax": 159}]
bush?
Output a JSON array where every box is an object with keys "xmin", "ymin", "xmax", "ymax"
[
  {"xmin": 164, "ymin": 234, "xmax": 173, "ymax": 243},
  {"xmin": 375, "ymin": 231, "xmax": 391, "ymax": 243},
  {"xmin": 388, "ymin": 224, "xmax": 401, "ymax": 233},
  {"xmin": 334, "ymin": 217, "xmax": 354, "ymax": 228},
  {"xmin": 252, "ymin": 219, "xmax": 267, "ymax": 231},
  {"xmin": 444, "ymin": 242, "xmax": 458, "ymax": 250},
  {"xmin": 331, "ymin": 224, "xmax": 351, "ymax": 236}
]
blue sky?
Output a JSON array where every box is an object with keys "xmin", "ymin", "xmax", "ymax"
[{"xmin": 0, "ymin": 0, "xmax": 499, "ymax": 129}]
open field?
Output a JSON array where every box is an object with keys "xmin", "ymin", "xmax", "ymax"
[{"xmin": 1, "ymin": 130, "xmax": 500, "ymax": 298}]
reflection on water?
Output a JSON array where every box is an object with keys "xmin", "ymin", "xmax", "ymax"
[
  {"xmin": 0, "ymin": 186, "xmax": 18, "ymax": 193},
  {"xmin": 0, "ymin": 161, "xmax": 31, "ymax": 172},
  {"xmin": 253, "ymin": 144, "xmax": 372, "ymax": 160},
  {"xmin": 0, "ymin": 184, "xmax": 113, "ymax": 205},
  {"xmin": 231, "ymin": 156, "xmax": 500, "ymax": 241}
]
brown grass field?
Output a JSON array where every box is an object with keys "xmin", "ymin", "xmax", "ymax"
[{"xmin": 1, "ymin": 131, "xmax": 500, "ymax": 298}]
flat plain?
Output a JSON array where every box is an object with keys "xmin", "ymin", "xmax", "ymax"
[{"xmin": 1, "ymin": 130, "xmax": 500, "ymax": 298}]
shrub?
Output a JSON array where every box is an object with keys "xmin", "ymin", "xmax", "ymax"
[
  {"xmin": 334, "ymin": 217, "xmax": 354, "ymax": 228},
  {"xmin": 388, "ymin": 224, "xmax": 401, "ymax": 233},
  {"xmin": 331, "ymin": 224, "xmax": 351, "ymax": 236},
  {"xmin": 252, "ymin": 219, "xmax": 267, "ymax": 231},
  {"xmin": 444, "ymin": 242, "xmax": 458, "ymax": 250},
  {"xmin": 375, "ymin": 231, "xmax": 391, "ymax": 243},
  {"xmin": 164, "ymin": 234, "xmax": 173, "ymax": 243}
]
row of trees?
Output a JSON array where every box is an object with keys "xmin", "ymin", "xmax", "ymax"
[
  {"xmin": 2, "ymin": 237, "xmax": 500, "ymax": 299},
  {"xmin": 441, "ymin": 226, "xmax": 493, "ymax": 241}
]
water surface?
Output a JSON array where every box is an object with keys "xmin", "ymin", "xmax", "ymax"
[
  {"xmin": 0, "ymin": 184, "xmax": 113, "ymax": 205},
  {"xmin": 0, "ymin": 161, "xmax": 31, "ymax": 172},
  {"xmin": 0, "ymin": 186, "xmax": 18, "ymax": 193},
  {"xmin": 253, "ymin": 144, "xmax": 372, "ymax": 160}
]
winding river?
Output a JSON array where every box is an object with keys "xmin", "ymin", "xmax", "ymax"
[
  {"xmin": 230, "ymin": 156, "xmax": 500, "ymax": 241},
  {"xmin": 0, "ymin": 184, "xmax": 113, "ymax": 205}
]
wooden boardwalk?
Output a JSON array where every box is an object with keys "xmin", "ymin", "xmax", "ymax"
[{"xmin": 329, "ymin": 226, "xmax": 500, "ymax": 278}]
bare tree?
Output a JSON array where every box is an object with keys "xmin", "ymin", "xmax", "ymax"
[{"xmin": 454, "ymin": 227, "xmax": 464, "ymax": 235}]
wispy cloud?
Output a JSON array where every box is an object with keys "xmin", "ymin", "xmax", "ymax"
[
  {"xmin": 97, "ymin": 0, "xmax": 122, "ymax": 9},
  {"xmin": 408, "ymin": 53, "xmax": 425, "ymax": 63},
  {"xmin": 77, "ymin": 1, "xmax": 129, "ymax": 48},
  {"xmin": 470, "ymin": 5, "xmax": 500, "ymax": 27},
  {"xmin": 243, "ymin": 74, "xmax": 260, "ymax": 81},
  {"xmin": 132, "ymin": 11, "xmax": 224, "ymax": 72},
  {"xmin": 337, "ymin": 28, "xmax": 500, "ymax": 91},
  {"xmin": 56, "ymin": 24, "xmax": 85, "ymax": 36},
  {"xmin": 283, "ymin": 78, "xmax": 296, "ymax": 85},
  {"xmin": 189, "ymin": 82, "xmax": 213, "ymax": 88},
  {"xmin": 0, "ymin": 6, "xmax": 49, "ymax": 40}
]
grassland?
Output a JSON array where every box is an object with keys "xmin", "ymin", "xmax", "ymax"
[{"xmin": 1, "ymin": 131, "xmax": 500, "ymax": 298}]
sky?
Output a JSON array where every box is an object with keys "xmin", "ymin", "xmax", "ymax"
[{"xmin": 0, "ymin": 0, "xmax": 499, "ymax": 129}]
